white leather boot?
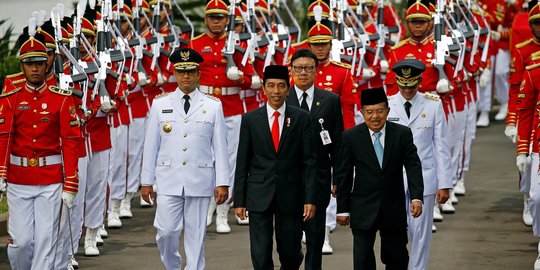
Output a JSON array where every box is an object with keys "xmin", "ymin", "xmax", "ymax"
[
  {"xmin": 433, "ymin": 205, "xmax": 443, "ymax": 222},
  {"xmin": 215, "ymin": 203, "xmax": 231, "ymax": 234},
  {"xmin": 84, "ymin": 228, "xmax": 100, "ymax": 256},
  {"xmin": 524, "ymin": 193, "xmax": 533, "ymax": 226},
  {"xmin": 207, "ymin": 198, "xmax": 217, "ymax": 227},
  {"xmin": 120, "ymin": 192, "xmax": 134, "ymax": 218},
  {"xmin": 322, "ymin": 226, "xmax": 333, "ymax": 255},
  {"xmin": 107, "ymin": 199, "xmax": 122, "ymax": 228}
]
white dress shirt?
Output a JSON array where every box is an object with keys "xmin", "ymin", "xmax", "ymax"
[
  {"xmin": 368, "ymin": 124, "xmax": 387, "ymax": 148},
  {"xmin": 267, "ymin": 102, "xmax": 286, "ymax": 136},
  {"xmin": 294, "ymin": 85, "xmax": 315, "ymax": 110}
]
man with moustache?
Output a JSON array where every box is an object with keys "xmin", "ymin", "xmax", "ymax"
[
  {"xmin": 286, "ymin": 48, "xmax": 343, "ymax": 270},
  {"xmin": 140, "ymin": 48, "xmax": 230, "ymax": 270}
]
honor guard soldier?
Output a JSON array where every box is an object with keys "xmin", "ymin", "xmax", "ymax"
[
  {"xmin": 387, "ymin": 59, "xmax": 453, "ymax": 270},
  {"xmin": 385, "ymin": 0, "xmax": 454, "ymax": 96},
  {"xmin": 140, "ymin": 47, "xmax": 230, "ymax": 270},
  {"xmin": 189, "ymin": 0, "xmax": 254, "ymax": 234},
  {"xmin": 508, "ymin": 0, "xmax": 540, "ymax": 226},
  {"xmin": 0, "ymin": 28, "xmax": 80, "ymax": 270},
  {"xmin": 307, "ymin": 21, "xmax": 359, "ymax": 130},
  {"xmin": 515, "ymin": 54, "xmax": 540, "ymax": 269}
]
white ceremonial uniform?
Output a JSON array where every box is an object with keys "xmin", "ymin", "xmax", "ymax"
[
  {"xmin": 141, "ymin": 89, "xmax": 230, "ymax": 270},
  {"xmin": 387, "ymin": 92, "xmax": 453, "ymax": 270}
]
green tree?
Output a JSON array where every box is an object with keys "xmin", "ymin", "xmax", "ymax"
[{"xmin": 0, "ymin": 19, "xmax": 21, "ymax": 93}]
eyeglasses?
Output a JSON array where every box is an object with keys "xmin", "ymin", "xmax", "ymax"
[
  {"xmin": 363, "ymin": 108, "xmax": 388, "ymax": 116},
  {"xmin": 292, "ymin": 65, "xmax": 316, "ymax": 73}
]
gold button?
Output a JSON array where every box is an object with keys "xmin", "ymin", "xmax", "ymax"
[
  {"xmin": 184, "ymin": 119, "xmax": 188, "ymax": 123},
  {"xmin": 182, "ymin": 161, "xmax": 187, "ymax": 165},
  {"xmin": 33, "ymin": 109, "xmax": 37, "ymax": 113},
  {"xmin": 32, "ymin": 139, "xmax": 36, "ymax": 142},
  {"xmin": 182, "ymin": 147, "xmax": 187, "ymax": 151},
  {"xmin": 33, "ymin": 125, "xmax": 37, "ymax": 128},
  {"xmin": 33, "ymin": 97, "xmax": 37, "ymax": 101}
]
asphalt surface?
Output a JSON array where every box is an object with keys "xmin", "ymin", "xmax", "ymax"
[{"xmin": 0, "ymin": 117, "xmax": 537, "ymax": 269}]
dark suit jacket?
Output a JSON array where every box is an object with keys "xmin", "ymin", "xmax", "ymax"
[
  {"xmin": 335, "ymin": 121, "xmax": 424, "ymax": 230},
  {"xmin": 234, "ymin": 104, "xmax": 317, "ymax": 214},
  {"xmin": 286, "ymin": 87, "xmax": 344, "ymax": 205}
]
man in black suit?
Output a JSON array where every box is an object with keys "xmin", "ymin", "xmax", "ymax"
[
  {"xmin": 335, "ymin": 87, "xmax": 424, "ymax": 270},
  {"xmin": 234, "ymin": 65, "xmax": 317, "ymax": 270},
  {"xmin": 286, "ymin": 49, "xmax": 344, "ymax": 270}
]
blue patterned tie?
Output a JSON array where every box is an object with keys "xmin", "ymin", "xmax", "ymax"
[{"xmin": 374, "ymin": 132, "xmax": 383, "ymax": 167}]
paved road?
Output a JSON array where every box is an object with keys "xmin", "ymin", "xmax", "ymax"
[{"xmin": 0, "ymin": 119, "xmax": 537, "ymax": 269}]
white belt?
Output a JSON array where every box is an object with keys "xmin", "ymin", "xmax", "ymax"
[
  {"xmin": 199, "ymin": 85, "xmax": 240, "ymax": 96},
  {"xmin": 10, "ymin": 154, "xmax": 62, "ymax": 167},
  {"xmin": 240, "ymin": 89, "xmax": 257, "ymax": 99}
]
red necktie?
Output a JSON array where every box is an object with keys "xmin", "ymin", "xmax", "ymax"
[{"xmin": 272, "ymin": 111, "xmax": 280, "ymax": 152}]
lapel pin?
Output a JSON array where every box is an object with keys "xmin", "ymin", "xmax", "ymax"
[
  {"xmin": 286, "ymin": 117, "xmax": 291, "ymax": 127},
  {"xmin": 316, "ymin": 101, "xmax": 320, "ymax": 107}
]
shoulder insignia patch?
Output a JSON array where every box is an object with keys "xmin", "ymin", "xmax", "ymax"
[
  {"xmin": 423, "ymin": 92, "xmax": 440, "ymax": 101},
  {"xmin": 49, "ymin": 86, "xmax": 72, "ymax": 96},
  {"xmin": 11, "ymin": 78, "xmax": 27, "ymax": 85},
  {"xmin": 0, "ymin": 87, "xmax": 22, "ymax": 97},
  {"xmin": 204, "ymin": 93, "xmax": 221, "ymax": 102},
  {"xmin": 331, "ymin": 61, "xmax": 352, "ymax": 69},
  {"xmin": 392, "ymin": 38, "xmax": 409, "ymax": 50},
  {"xmin": 516, "ymin": 39, "xmax": 533, "ymax": 49},
  {"xmin": 155, "ymin": 92, "xmax": 171, "ymax": 99},
  {"xmin": 6, "ymin": 72, "xmax": 23, "ymax": 79}
]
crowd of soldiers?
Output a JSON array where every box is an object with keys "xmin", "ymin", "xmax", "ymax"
[{"xmin": 0, "ymin": 0, "xmax": 539, "ymax": 269}]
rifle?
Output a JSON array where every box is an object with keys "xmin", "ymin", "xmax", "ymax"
[{"xmin": 433, "ymin": 0, "xmax": 452, "ymax": 91}]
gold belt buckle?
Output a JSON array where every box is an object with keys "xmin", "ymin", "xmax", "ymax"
[
  {"xmin": 28, "ymin": 158, "xmax": 38, "ymax": 167},
  {"xmin": 213, "ymin": 87, "xmax": 222, "ymax": 95}
]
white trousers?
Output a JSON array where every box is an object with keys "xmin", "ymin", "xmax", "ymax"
[
  {"xmin": 528, "ymin": 153, "xmax": 540, "ymax": 237},
  {"xmin": 520, "ymin": 154, "xmax": 533, "ymax": 194},
  {"xmin": 55, "ymin": 156, "xmax": 89, "ymax": 268},
  {"xmin": 7, "ymin": 183, "xmax": 62, "ymax": 270},
  {"xmin": 494, "ymin": 49, "xmax": 510, "ymax": 104},
  {"xmin": 477, "ymin": 55, "xmax": 495, "ymax": 113},
  {"xmin": 224, "ymin": 115, "xmax": 241, "ymax": 202},
  {"xmin": 406, "ymin": 194, "xmax": 435, "ymax": 270},
  {"xmin": 85, "ymin": 149, "xmax": 110, "ymax": 229},
  {"xmin": 326, "ymin": 196, "xmax": 337, "ymax": 230},
  {"xmin": 447, "ymin": 109, "xmax": 467, "ymax": 185},
  {"xmin": 155, "ymin": 194, "xmax": 210, "ymax": 270},
  {"xmin": 127, "ymin": 117, "xmax": 147, "ymax": 193},
  {"xmin": 109, "ymin": 125, "xmax": 128, "ymax": 200},
  {"xmin": 463, "ymin": 98, "xmax": 477, "ymax": 172}
]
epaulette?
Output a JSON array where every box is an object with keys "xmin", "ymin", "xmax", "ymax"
[
  {"xmin": 5, "ymin": 72, "xmax": 23, "ymax": 79},
  {"xmin": 531, "ymin": 50, "xmax": 540, "ymax": 60},
  {"xmin": 526, "ymin": 62, "xmax": 540, "ymax": 71},
  {"xmin": 49, "ymin": 86, "xmax": 72, "ymax": 96},
  {"xmin": 387, "ymin": 94, "xmax": 396, "ymax": 100},
  {"xmin": 154, "ymin": 92, "xmax": 170, "ymax": 100},
  {"xmin": 191, "ymin": 33, "xmax": 205, "ymax": 41},
  {"xmin": 331, "ymin": 61, "xmax": 351, "ymax": 69},
  {"xmin": 423, "ymin": 92, "xmax": 440, "ymax": 101},
  {"xmin": 11, "ymin": 78, "xmax": 27, "ymax": 85},
  {"xmin": 0, "ymin": 86, "xmax": 22, "ymax": 97},
  {"xmin": 516, "ymin": 39, "xmax": 533, "ymax": 49},
  {"xmin": 392, "ymin": 38, "xmax": 409, "ymax": 50},
  {"xmin": 291, "ymin": 39, "xmax": 307, "ymax": 48},
  {"xmin": 204, "ymin": 93, "xmax": 221, "ymax": 102}
]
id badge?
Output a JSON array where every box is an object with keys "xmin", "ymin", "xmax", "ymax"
[{"xmin": 320, "ymin": 130, "xmax": 332, "ymax": 145}]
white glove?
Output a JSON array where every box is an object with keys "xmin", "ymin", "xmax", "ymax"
[
  {"xmin": 379, "ymin": 60, "xmax": 389, "ymax": 74},
  {"xmin": 251, "ymin": 75, "xmax": 262, "ymax": 89},
  {"xmin": 479, "ymin": 68, "xmax": 491, "ymax": 88},
  {"xmin": 517, "ymin": 154, "xmax": 527, "ymax": 173},
  {"xmin": 226, "ymin": 66, "xmax": 244, "ymax": 81},
  {"xmin": 100, "ymin": 95, "xmax": 116, "ymax": 113},
  {"xmin": 490, "ymin": 30, "xmax": 501, "ymax": 41},
  {"xmin": 361, "ymin": 68, "xmax": 376, "ymax": 80},
  {"xmin": 138, "ymin": 71, "xmax": 148, "ymax": 86},
  {"xmin": 0, "ymin": 177, "xmax": 6, "ymax": 194},
  {"xmin": 504, "ymin": 125, "xmax": 518, "ymax": 143},
  {"xmin": 436, "ymin": 78, "xmax": 451, "ymax": 94},
  {"xmin": 62, "ymin": 191, "xmax": 76, "ymax": 208}
]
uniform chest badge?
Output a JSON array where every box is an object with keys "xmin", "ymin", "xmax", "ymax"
[
  {"xmin": 427, "ymin": 53, "xmax": 432, "ymax": 58},
  {"xmin": 326, "ymin": 75, "xmax": 332, "ymax": 81},
  {"xmin": 202, "ymin": 46, "xmax": 212, "ymax": 53},
  {"xmin": 421, "ymin": 113, "xmax": 426, "ymax": 118},
  {"xmin": 42, "ymin": 103, "xmax": 47, "ymax": 110},
  {"xmin": 163, "ymin": 122, "xmax": 172, "ymax": 133}
]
